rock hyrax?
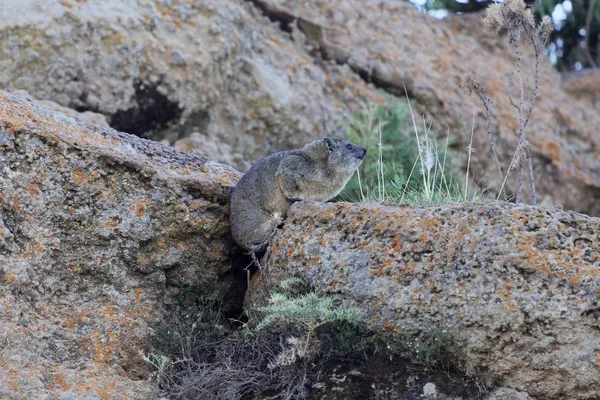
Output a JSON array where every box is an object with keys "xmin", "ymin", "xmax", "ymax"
[{"xmin": 230, "ymin": 137, "xmax": 366, "ymax": 251}]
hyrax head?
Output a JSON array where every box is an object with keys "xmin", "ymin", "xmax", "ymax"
[{"xmin": 322, "ymin": 137, "xmax": 367, "ymax": 172}]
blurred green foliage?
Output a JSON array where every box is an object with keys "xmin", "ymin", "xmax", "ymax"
[{"xmin": 413, "ymin": 0, "xmax": 599, "ymax": 71}]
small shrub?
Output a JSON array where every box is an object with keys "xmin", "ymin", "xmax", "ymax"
[
  {"xmin": 463, "ymin": 0, "xmax": 553, "ymax": 204},
  {"xmin": 255, "ymin": 279, "xmax": 363, "ymax": 396},
  {"xmin": 381, "ymin": 328, "xmax": 454, "ymax": 369},
  {"xmin": 148, "ymin": 283, "xmax": 364, "ymax": 400}
]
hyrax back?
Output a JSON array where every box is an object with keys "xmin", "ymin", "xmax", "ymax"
[{"xmin": 229, "ymin": 137, "xmax": 366, "ymax": 251}]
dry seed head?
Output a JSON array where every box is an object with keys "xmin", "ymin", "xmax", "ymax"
[
  {"xmin": 461, "ymin": 73, "xmax": 483, "ymax": 95},
  {"xmin": 506, "ymin": 0, "xmax": 529, "ymax": 21},
  {"xmin": 537, "ymin": 16, "xmax": 554, "ymax": 45},
  {"xmin": 484, "ymin": 0, "xmax": 535, "ymax": 35},
  {"xmin": 483, "ymin": 3, "xmax": 504, "ymax": 34}
]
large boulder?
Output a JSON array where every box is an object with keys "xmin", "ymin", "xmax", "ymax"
[
  {"xmin": 0, "ymin": 0, "xmax": 379, "ymax": 172},
  {"xmin": 0, "ymin": 91, "xmax": 241, "ymax": 398},
  {"xmin": 266, "ymin": 201, "xmax": 600, "ymax": 399},
  {"xmin": 2, "ymin": 0, "xmax": 599, "ymax": 216}
]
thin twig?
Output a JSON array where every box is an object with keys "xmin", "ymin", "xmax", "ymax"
[
  {"xmin": 514, "ymin": 33, "xmax": 526, "ymax": 203},
  {"xmin": 464, "ymin": 112, "xmax": 476, "ymax": 202},
  {"xmin": 508, "ymin": 73, "xmax": 520, "ymax": 113},
  {"xmin": 477, "ymin": 91, "xmax": 505, "ymax": 195},
  {"xmin": 526, "ymin": 146, "xmax": 537, "ymax": 204},
  {"xmin": 516, "ymin": 154, "xmax": 524, "ymax": 203},
  {"xmin": 585, "ymin": 0, "xmax": 598, "ymax": 68},
  {"xmin": 522, "ymin": 24, "xmax": 540, "ymax": 204}
]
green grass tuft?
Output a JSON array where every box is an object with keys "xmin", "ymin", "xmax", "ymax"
[{"xmin": 341, "ymin": 99, "xmax": 487, "ymax": 205}]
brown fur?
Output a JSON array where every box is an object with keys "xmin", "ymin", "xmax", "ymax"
[{"xmin": 229, "ymin": 138, "xmax": 366, "ymax": 251}]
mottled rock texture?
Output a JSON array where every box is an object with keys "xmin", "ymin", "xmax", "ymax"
[
  {"xmin": 0, "ymin": 91, "xmax": 241, "ymax": 398},
  {"xmin": 267, "ymin": 201, "xmax": 600, "ymax": 399},
  {"xmin": 562, "ymin": 69, "xmax": 600, "ymax": 113},
  {"xmin": 2, "ymin": 0, "xmax": 599, "ymax": 215},
  {"xmin": 252, "ymin": 0, "xmax": 600, "ymax": 215},
  {"xmin": 11, "ymin": 89, "xmax": 111, "ymax": 129},
  {"xmin": 0, "ymin": 0, "xmax": 378, "ymax": 172}
]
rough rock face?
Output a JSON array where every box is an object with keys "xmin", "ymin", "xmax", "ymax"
[
  {"xmin": 266, "ymin": 201, "xmax": 600, "ymax": 399},
  {"xmin": 0, "ymin": 0, "xmax": 379, "ymax": 172},
  {"xmin": 0, "ymin": 91, "xmax": 241, "ymax": 398},
  {"xmin": 562, "ymin": 69, "xmax": 600, "ymax": 113},
  {"xmin": 2, "ymin": 0, "xmax": 599, "ymax": 216},
  {"xmin": 252, "ymin": 0, "xmax": 600, "ymax": 215},
  {"xmin": 11, "ymin": 89, "xmax": 111, "ymax": 129},
  {"xmin": 172, "ymin": 131, "xmax": 237, "ymax": 168}
]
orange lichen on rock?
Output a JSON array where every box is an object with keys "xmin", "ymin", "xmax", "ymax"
[{"xmin": 266, "ymin": 201, "xmax": 600, "ymax": 399}]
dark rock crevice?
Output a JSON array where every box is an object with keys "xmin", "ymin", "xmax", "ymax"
[
  {"xmin": 246, "ymin": 0, "xmax": 416, "ymax": 98},
  {"xmin": 108, "ymin": 79, "xmax": 182, "ymax": 138}
]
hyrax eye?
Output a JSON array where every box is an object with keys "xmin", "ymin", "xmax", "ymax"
[{"xmin": 346, "ymin": 144, "xmax": 353, "ymax": 150}]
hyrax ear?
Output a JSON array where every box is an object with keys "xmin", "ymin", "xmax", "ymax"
[{"xmin": 323, "ymin": 137, "xmax": 335, "ymax": 152}]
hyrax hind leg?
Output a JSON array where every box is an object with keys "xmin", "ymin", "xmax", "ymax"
[{"xmin": 246, "ymin": 210, "xmax": 284, "ymax": 260}]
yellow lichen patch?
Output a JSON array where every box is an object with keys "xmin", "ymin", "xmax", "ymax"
[
  {"xmin": 383, "ymin": 321, "xmax": 394, "ymax": 331},
  {"xmin": 73, "ymin": 170, "xmax": 86, "ymax": 186},
  {"xmin": 566, "ymin": 274, "xmax": 582, "ymax": 285},
  {"xmin": 23, "ymin": 243, "xmax": 45, "ymax": 259},
  {"xmin": 286, "ymin": 247, "xmax": 295, "ymax": 257},
  {"xmin": 3, "ymin": 273, "xmax": 17, "ymax": 285},
  {"xmin": 96, "ymin": 377, "xmax": 119, "ymax": 399},
  {"xmin": 98, "ymin": 192, "xmax": 116, "ymax": 205},
  {"xmin": 89, "ymin": 336, "xmax": 109, "ymax": 365},
  {"xmin": 5, "ymin": 195, "xmax": 21, "ymax": 212},
  {"xmin": 189, "ymin": 200, "xmax": 204, "ymax": 210},
  {"xmin": 544, "ymin": 141, "xmax": 564, "ymax": 164},
  {"xmin": 105, "ymin": 220, "xmax": 117, "ymax": 228},
  {"xmin": 187, "ymin": 218, "xmax": 204, "ymax": 228},
  {"xmin": 133, "ymin": 288, "xmax": 144, "ymax": 303},
  {"xmin": 501, "ymin": 280, "xmax": 512, "ymax": 299},
  {"xmin": 104, "ymin": 305, "xmax": 116, "ymax": 317},
  {"xmin": 390, "ymin": 237, "xmax": 402, "ymax": 253},
  {"xmin": 131, "ymin": 199, "xmax": 152, "ymax": 218},
  {"xmin": 69, "ymin": 264, "xmax": 81, "ymax": 273},
  {"xmin": 26, "ymin": 183, "xmax": 40, "ymax": 196},
  {"xmin": 419, "ymin": 218, "xmax": 441, "ymax": 229},
  {"xmin": 502, "ymin": 280, "xmax": 519, "ymax": 313},
  {"xmin": 48, "ymin": 373, "xmax": 71, "ymax": 391},
  {"xmin": 89, "ymin": 170, "xmax": 101, "ymax": 182}
]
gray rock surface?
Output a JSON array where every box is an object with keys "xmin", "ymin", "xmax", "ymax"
[
  {"xmin": 0, "ymin": 90, "xmax": 241, "ymax": 398},
  {"xmin": 266, "ymin": 201, "xmax": 600, "ymax": 399},
  {"xmin": 485, "ymin": 387, "xmax": 532, "ymax": 400},
  {"xmin": 0, "ymin": 0, "xmax": 374, "ymax": 172},
  {"xmin": 11, "ymin": 89, "xmax": 111, "ymax": 128}
]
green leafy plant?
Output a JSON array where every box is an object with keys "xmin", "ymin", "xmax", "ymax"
[
  {"xmin": 257, "ymin": 279, "xmax": 363, "ymax": 368},
  {"xmin": 382, "ymin": 328, "xmax": 454, "ymax": 368}
]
